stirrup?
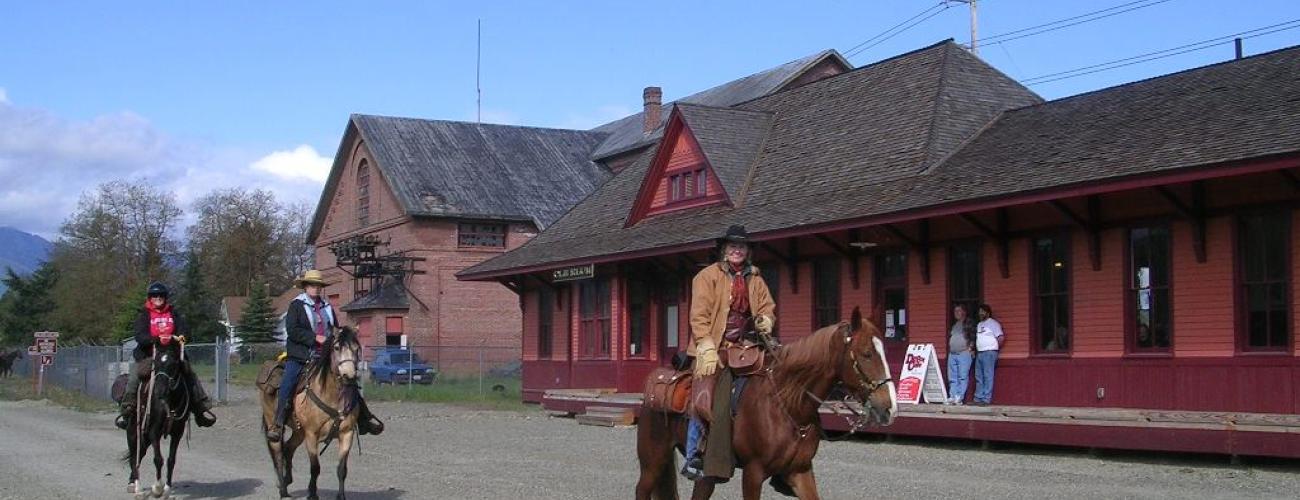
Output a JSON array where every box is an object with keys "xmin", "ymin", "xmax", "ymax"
[
  {"xmin": 680, "ymin": 456, "xmax": 704, "ymax": 482},
  {"xmin": 115, "ymin": 414, "xmax": 129, "ymax": 430},
  {"xmin": 265, "ymin": 424, "xmax": 283, "ymax": 442},
  {"xmin": 194, "ymin": 409, "xmax": 217, "ymax": 427}
]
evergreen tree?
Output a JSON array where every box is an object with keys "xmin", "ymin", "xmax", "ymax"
[
  {"xmin": 174, "ymin": 251, "xmax": 223, "ymax": 343},
  {"xmin": 0, "ymin": 263, "xmax": 59, "ymax": 345},
  {"xmin": 238, "ymin": 282, "xmax": 278, "ymax": 343}
]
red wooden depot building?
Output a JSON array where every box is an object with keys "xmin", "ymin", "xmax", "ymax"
[{"xmin": 460, "ymin": 41, "xmax": 1300, "ymax": 458}]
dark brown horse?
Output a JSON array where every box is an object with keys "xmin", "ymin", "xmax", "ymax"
[
  {"xmin": 259, "ymin": 326, "xmax": 362, "ymax": 500},
  {"xmin": 636, "ymin": 307, "xmax": 897, "ymax": 500},
  {"xmin": 0, "ymin": 349, "xmax": 21, "ymax": 378},
  {"xmin": 124, "ymin": 341, "xmax": 190, "ymax": 499}
]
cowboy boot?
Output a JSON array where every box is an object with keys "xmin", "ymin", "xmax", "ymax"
[
  {"xmin": 357, "ymin": 399, "xmax": 384, "ymax": 435},
  {"xmin": 266, "ymin": 405, "xmax": 287, "ymax": 442},
  {"xmin": 191, "ymin": 385, "xmax": 218, "ymax": 427},
  {"xmin": 116, "ymin": 375, "xmax": 140, "ymax": 430},
  {"xmin": 680, "ymin": 417, "xmax": 705, "ymax": 481}
]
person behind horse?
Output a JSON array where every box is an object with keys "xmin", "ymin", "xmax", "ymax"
[
  {"xmin": 266, "ymin": 269, "xmax": 383, "ymax": 441},
  {"xmin": 117, "ymin": 282, "xmax": 217, "ymax": 430},
  {"xmin": 682, "ymin": 225, "xmax": 776, "ymax": 481}
]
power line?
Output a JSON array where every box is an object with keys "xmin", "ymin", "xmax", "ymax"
[
  {"xmin": 845, "ymin": 2, "xmax": 954, "ymax": 58},
  {"xmin": 974, "ymin": 0, "xmax": 1174, "ymax": 46},
  {"xmin": 1021, "ymin": 19, "xmax": 1300, "ymax": 86}
]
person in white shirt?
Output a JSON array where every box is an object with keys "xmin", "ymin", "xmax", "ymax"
[{"xmin": 973, "ymin": 304, "xmax": 1004, "ymax": 405}]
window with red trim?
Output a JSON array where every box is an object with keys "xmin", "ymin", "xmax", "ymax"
[
  {"xmin": 1032, "ymin": 233, "xmax": 1070, "ymax": 353},
  {"xmin": 813, "ymin": 257, "xmax": 841, "ymax": 329},
  {"xmin": 875, "ymin": 251, "xmax": 908, "ymax": 342},
  {"xmin": 1237, "ymin": 212, "xmax": 1290, "ymax": 351},
  {"xmin": 667, "ymin": 168, "xmax": 707, "ymax": 203},
  {"xmin": 579, "ymin": 278, "xmax": 611, "ymax": 358},
  {"xmin": 1128, "ymin": 225, "xmax": 1171, "ymax": 352}
]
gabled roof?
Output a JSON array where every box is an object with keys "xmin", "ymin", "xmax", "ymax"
[
  {"xmin": 220, "ymin": 296, "xmax": 246, "ymax": 324},
  {"xmin": 461, "ymin": 42, "xmax": 1300, "ymax": 280},
  {"xmin": 308, "ymin": 115, "xmax": 611, "ymax": 244},
  {"xmin": 674, "ymin": 104, "xmax": 775, "ymax": 206},
  {"xmin": 589, "ymin": 50, "xmax": 850, "ymax": 161}
]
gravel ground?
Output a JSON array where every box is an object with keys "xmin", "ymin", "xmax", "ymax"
[{"xmin": 1, "ymin": 388, "xmax": 1297, "ymax": 500}]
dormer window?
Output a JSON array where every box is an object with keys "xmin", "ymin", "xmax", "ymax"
[{"xmin": 668, "ymin": 168, "xmax": 707, "ymax": 203}]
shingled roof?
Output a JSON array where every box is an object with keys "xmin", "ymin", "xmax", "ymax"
[
  {"xmin": 461, "ymin": 42, "xmax": 1300, "ymax": 279},
  {"xmin": 460, "ymin": 41, "xmax": 1043, "ymax": 278},
  {"xmin": 307, "ymin": 115, "xmax": 611, "ymax": 243},
  {"xmin": 673, "ymin": 104, "xmax": 775, "ymax": 205},
  {"xmin": 589, "ymin": 50, "xmax": 850, "ymax": 161}
]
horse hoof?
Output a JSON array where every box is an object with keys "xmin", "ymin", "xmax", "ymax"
[
  {"xmin": 278, "ymin": 488, "xmax": 291, "ymax": 498},
  {"xmin": 160, "ymin": 485, "xmax": 172, "ymax": 499},
  {"xmin": 151, "ymin": 481, "xmax": 165, "ymax": 497}
]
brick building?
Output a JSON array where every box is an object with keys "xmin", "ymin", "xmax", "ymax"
[{"xmin": 460, "ymin": 41, "xmax": 1300, "ymax": 457}]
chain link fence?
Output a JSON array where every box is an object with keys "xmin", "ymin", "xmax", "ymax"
[
  {"xmin": 8, "ymin": 340, "xmax": 522, "ymax": 403},
  {"xmin": 10, "ymin": 344, "xmax": 131, "ymax": 402}
]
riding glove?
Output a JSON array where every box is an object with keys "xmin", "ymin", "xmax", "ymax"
[{"xmin": 695, "ymin": 338, "xmax": 720, "ymax": 378}]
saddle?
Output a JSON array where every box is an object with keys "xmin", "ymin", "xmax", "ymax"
[{"xmin": 643, "ymin": 367, "xmax": 692, "ymax": 414}]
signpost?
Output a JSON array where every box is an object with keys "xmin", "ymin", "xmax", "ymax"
[
  {"xmin": 31, "ymin": 331, "xmax": 58, "ymax": 396},
  {"xmin": 896, "ymin": 343, "xmax": 947, "ymax": 404}
]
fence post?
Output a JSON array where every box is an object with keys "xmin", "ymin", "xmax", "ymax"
[{"xmin": 478, "ymin": 347, "xmax": 484, "ymax": 396}]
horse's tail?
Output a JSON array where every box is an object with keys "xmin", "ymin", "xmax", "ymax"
[{"xmin": 635, "ymin": 407, "xmax": 680, "ymax": 500}]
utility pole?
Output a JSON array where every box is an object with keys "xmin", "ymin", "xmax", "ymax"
[
  {"xmin": 477, "ymin": 19, "xmax": 482, "ymax": 124},
  {"xmin": 948, "ymin": 0, "xmax": 979, "ymax": 55}
]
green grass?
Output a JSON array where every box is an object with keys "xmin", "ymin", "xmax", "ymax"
[
  {"xmin": 364, "ymin": 376, "xmax": 529, "ymax": 411},
  {"xmin": 0, "ymin": 377, "xmax": 117, "ymax": 413}
]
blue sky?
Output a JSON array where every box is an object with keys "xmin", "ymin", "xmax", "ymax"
[{"xmin": 2, "ymin": 0, "xmax": 1298, "ymax": 238}]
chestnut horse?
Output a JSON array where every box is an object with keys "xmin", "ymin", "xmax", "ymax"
[{"xmin": 636, "ymin": 307, "xmax": 897, "ymax": 500}]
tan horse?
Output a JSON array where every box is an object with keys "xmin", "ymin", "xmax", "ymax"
[
  {"xmin": 636, "ymin": 307, "xmax": 897, "ymax": 500},
  {"xmin": 259, "ymin": 326, "xmax": 362, "ymax": 500}
]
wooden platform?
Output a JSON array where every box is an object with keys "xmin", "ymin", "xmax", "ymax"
[{"xmin": 542, "ymin": 390, "xmax": 1300, "ymax": 459}]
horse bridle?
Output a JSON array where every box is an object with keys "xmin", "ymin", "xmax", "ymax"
[{"xmin": 812, "ymin": 327, "xmax": 893, "ymax": 434}]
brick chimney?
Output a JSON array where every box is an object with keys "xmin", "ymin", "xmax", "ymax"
[{"xmin": 642, "ymin": 86, "xmax": 662, "ymax": 134}]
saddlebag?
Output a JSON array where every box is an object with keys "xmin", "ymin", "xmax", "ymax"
[{"xmin": 643, "ymin": 367, "xmax": 692, "ymax": 414}]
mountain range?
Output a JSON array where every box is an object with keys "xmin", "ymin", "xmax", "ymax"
[{"xmin": 0, "ymin": 227, "xmax": 53, "ymax": 296}]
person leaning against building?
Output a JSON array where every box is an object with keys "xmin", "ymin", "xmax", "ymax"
[
  {"xmin": 972, "ymin": 303, "xmax": 1004, "ymax": 405},
  {"xmin": 946, "ymin": 303, "xmax": 976, "ymax": 405}
]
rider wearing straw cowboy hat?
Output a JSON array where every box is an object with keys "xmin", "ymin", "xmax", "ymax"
[
  {"xmin": 116, "ymin": 282, "xmax": 218, "ymax": 430},
  {"xmin": 682, "ymin": 225, "xmax": 777, "ymax": 481},
  {"xmin": 266, "ymin": 269, "xmax": 384, "ymax": 441}
]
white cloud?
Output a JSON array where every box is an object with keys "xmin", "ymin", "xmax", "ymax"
[
  {"xmin": 251, "ymin": 145, "xmax": 333, "ymax": 183},
  {"xmin": 0, "ymin": 96, "xmax": 328, "ymax": 239},
  {"xmin": 0, "ymin": 88, "xmax": 8, "ymax": 105}
]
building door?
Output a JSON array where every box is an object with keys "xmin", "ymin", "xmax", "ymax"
[{"xmin": 658, "ymin": 277, "xmax": 683, "ymax": 364}]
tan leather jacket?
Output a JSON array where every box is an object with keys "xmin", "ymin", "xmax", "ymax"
[{"xmin": 687, "ymin": 262, "xmax": 776, "ymax": 356}]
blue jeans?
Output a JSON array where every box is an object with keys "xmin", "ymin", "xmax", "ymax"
[
  {"xmin": 974, "ymin": 350, "xmax": 999, "ymax": 403},
  {"xmin": 947, "ymin": 351, "xmax": 972, "ymax": 402},
  {"xmin": 685, "ymin": 416, "xmax": 704, "ymax": 461},
  {"xmin": 273, "ymin": 359, "xmax": 304, "ymax": 425}
]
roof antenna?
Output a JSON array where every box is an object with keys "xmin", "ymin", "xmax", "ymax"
[{"xmin": 477, "ymin": 19, "xmax": 482, "ymax": 124}]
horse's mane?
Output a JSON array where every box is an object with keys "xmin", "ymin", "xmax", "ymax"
[
  {"xmin": 771, "ymin": 323, "xmax": 849, "ymax": 413},
  {"xmin": 308, "ymin": 326, "xmax": 361, "ymax": 414}
]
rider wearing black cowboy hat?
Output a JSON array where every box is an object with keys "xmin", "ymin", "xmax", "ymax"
[
  {"xmin": 681, "ymin": 225, "xmax": 777, "ymax": 481},
  {"xmin": 116, "ymin": 282, "xmax": 218, "ymax": 429},
  {"xmin": 266, "ymin": 270, "xmax": 384, "ymax": 441}
]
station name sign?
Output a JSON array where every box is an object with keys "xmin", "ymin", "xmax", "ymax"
[{"xmin": 551, "ymin": 264, "xmax": 594, "ymax": 283}]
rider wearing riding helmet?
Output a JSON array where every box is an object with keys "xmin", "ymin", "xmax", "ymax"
[
  {"xmin": 116, "ymin": 282, "xmax": 218, "ymax": 429},
  {"xmin": 266, "ymin": 269, "xmax": 383, "ymax": 441}
]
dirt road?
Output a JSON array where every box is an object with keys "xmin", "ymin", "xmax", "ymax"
[{"xmin": 1, "ymin": 394, "xmax": 1296, "ymax": 499}]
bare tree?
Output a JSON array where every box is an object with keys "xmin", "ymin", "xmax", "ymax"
[{"xmin": 188, "ymin": 188, "xmax": 307, "ymax": 299}]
